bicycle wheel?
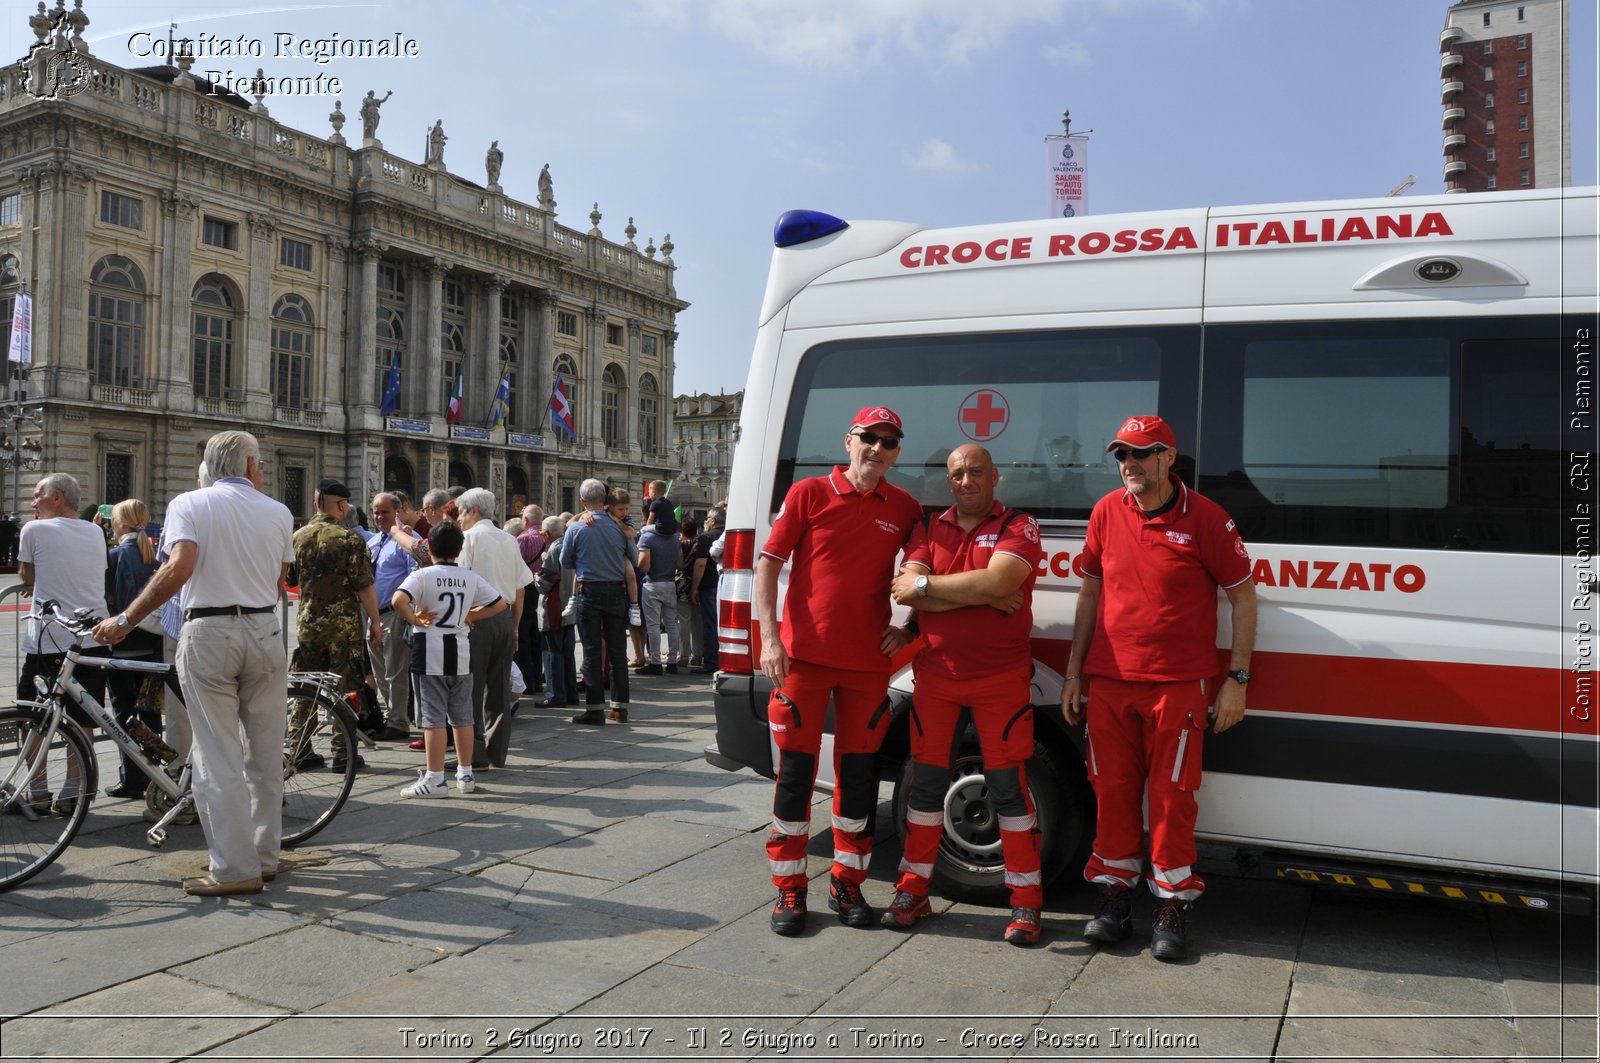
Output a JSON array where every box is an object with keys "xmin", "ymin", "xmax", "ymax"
[
  {"xmin": 0, "ymin": 706, "xmax": 95, "ymax": 891},
  {"xmin": 282, "ymin": 680, "xmax": 357, "ymax": 847}
]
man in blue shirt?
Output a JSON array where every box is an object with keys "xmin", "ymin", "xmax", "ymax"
[
  {"xmin": 562, "ymin": 478, "xmax": 639, "ymax": 724},
  {"xmin": 635, "ymin": 521, "xmax": 681, "ymax": 675},
  {"xmin": 366, "ymin": 491, "xmax": 418, "ymax": 740}
]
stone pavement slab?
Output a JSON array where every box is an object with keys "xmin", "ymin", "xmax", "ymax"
[
  {"xmin": 0, "ymin": 903, "xmax": 302, "ymax": 1015},
  {"xmin": 0, "ymin": 972, "xmax": 289, "ymax": 1062},
  {"xmin": 171, "ymin": 923, "xmax": 443, "ymax": 1011},
  {"xmin": 1280, "ymin": 982, "xmax": 1524, "ymax": 1061}
]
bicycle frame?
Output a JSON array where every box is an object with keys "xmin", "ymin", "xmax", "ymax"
[{"xmin": 42, "ymin": 650, "xmax": 190, "ymax": 807}]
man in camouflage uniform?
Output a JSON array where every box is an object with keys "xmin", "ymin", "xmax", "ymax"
[{"xmin": 290, "ymin": 478, "xmax": 382, "ymax": 771}]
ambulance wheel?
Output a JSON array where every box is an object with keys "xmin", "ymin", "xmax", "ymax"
[{"xmin": 892, "ymin": 729, "xmax": 1091, "ymax": 902}]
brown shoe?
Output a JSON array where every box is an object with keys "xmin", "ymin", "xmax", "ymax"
[
  {"xmin": 568, "ymin": 710, "xmax": 607, "ymax": 725},
  {"xmin": 607, "ymin": 706, "xmax": 629, "ymax": 723},
  {"xmin": 182, "ymin": 874, "xmax": 264, "ymax": 896}
]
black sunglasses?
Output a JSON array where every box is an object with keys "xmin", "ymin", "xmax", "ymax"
[
  {"xmin": 852, "ymin": 431, "xmax": 902, "ymax": 450},
  {"xmin": 1111, "ymin": 445, "xmax": 1167, "ymax": 463}
]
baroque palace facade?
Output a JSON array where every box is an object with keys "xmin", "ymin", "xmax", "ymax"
[{"xmin": 0, "ymin": 6, "xmax": 686, "ymax": 520}]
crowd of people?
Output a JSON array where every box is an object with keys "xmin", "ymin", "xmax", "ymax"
[
  {"xmin": 9, "ymin": 430, "xmax": 727, "ymax": 897},
  {"xmin": 23, "ymin": 406, "xmax": 1254, "ymax": 962}
]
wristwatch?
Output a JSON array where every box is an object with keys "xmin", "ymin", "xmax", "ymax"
[
  {"xmin": 115, "ymin": 612, "xmax": 132, "ymax": 630},
  {"xmin": 914, "ymin": 574, "xmax": 930, "ymax": 598},
  {"xmin": 1227, "ymin": 668, "xmax": 1251, "ymax": 686}
]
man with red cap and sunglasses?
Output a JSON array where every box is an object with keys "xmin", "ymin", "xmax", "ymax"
[
  {"xmin": 1061, "ymin": 414, "xmax": 1256, "ymax": 962},
  {"xmin": 755, "ymin": 404, "xmax": 923, "ymax": 936}
]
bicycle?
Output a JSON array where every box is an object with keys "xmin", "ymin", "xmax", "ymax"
[{"xmin": 0, "ymin": 601, "xmax": 369, "ymax": 891}]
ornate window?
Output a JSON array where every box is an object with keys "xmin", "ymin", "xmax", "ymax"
[
  {"xmin": 638, "ymin": 373, "xmax": 659, "ymax": 450},
  {"xmin": 442, "ymin": 278, "xmax": 466, "ymax": 411},
  {"xmin": 270, "ymin": 294, "xmax": 314, "ymax": 409},
  {"xmin": 376, "ymin": 259, "xmax": 407, "ymax": 407},
  {"xmin": 601, "ymin": 363, "xmax": 624, "ymax": 447},
  {"xmin": 498, "ymin": 335, "xmax": 518, "ymax": 428},
  {"xmin": 87, "ymin": 255, "xmax": 147, "ymax": 387},
  {"xmin": 506, "ymin": 466, "xmax": 528, "ymax": 508},
  {"xmin": 448, "ymin": 460, "xmax": 474, "ymax": 489},
  {"xmin": 384, "ymin": 455, "xmax": 414, "ymax": 496},
  {"xmin": 191, "ymin": 273, "xmax": 240, "ymax": 400}
]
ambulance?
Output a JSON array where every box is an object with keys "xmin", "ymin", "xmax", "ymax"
[{"xmin": 705, "ymin": 185, "xmax": 1599, "ymax": 912}]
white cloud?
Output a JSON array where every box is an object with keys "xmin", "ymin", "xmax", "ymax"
[
  {"xmin": 683, "ymin": 0, "xmax": 1210, "ymax": 70},
  {"xmin": 1044, "ymin": 41, "xmax": 1091, "ymax": 66},
  {"xmin": 903, "ymin": 137, "xmax": 979, "ymax": 174}
]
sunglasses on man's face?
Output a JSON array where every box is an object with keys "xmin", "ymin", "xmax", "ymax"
[
  {"xmin": 852, "ymin": 431, "xmax": 902, "ymax": 450},
  {"xmin": 1112, "ymin": 445, "xmax": 1167, "ymax": 464}
]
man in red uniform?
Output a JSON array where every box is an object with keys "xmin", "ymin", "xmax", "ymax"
[
  {"xmin": 887, "ymin": 444, "xmax": 1045, "ymax": 945},
  {"xmin": 755, "ymin": 405, "xmax": 923, "ymax": 936},
  {"xmin": 1062, "ymin": 414, "xmax": 1256, "ymax": 962}
]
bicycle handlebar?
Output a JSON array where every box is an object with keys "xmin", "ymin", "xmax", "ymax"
[{"xmin": 32, "ymin": 599, "xmax": 105, "ymax": 638}]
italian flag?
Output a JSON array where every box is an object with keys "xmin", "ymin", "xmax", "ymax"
[{"xmin": 445, "ymin": 365, "xmax": 464, "ymax": 424}]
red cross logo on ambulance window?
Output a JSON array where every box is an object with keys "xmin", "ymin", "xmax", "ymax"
[{"xmin": 959, "ymin": 388, "xmax": 1010, "ymax": 442}]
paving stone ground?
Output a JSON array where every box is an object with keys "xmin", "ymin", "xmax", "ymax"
[{"xmin": 0, "ymin": 640, "xmax": 1595, "ymax": 1062}]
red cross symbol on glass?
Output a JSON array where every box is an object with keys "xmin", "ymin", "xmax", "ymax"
[{"xmin": 959, "ymin": 388, "xmax": 1009, "ymax": 442}]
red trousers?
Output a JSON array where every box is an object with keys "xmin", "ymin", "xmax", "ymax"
[
  {"xmin": 1082, "ymin": 676, "xmax": 1208, "ymax": 901},
  {"xmin": 765, "ymin": 659, "xmax": 894, "ymax": 888},
  {"xmin": 896, "ymin": 668, "xmax": 1041, "ymax": 909}
]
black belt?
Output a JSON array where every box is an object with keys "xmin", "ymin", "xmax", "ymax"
[
  {"xmin": 583, "ymin": 580, "xmax": 626, "ymax": 587},
  {"xmin": 379, "ymin": 605, "xmax": 393, "ymax": 615},
  {"xmin": 185, "ymin": 605, "xmax": 274, "ymax": 621}
]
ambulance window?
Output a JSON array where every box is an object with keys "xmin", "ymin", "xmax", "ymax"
[
  {"xmin": 1237, "ymin": 338, "xmax": 1451, "ymax": 510},
  {"xmin": 1199, "ymin": 317, "xmax": 1562, "ymax": 553},
  {"xmin": 775, "ymin": 327, "xmax": 1200, "ymax": 520}
]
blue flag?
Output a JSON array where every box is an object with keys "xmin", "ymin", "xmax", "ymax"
[
  {"xmin": 489, "ymin": 367, "xmax": 512, "ymax": 429},
  {"xmin": 379, "ymin": 353, "xmax": 401, "ymax": 416}
]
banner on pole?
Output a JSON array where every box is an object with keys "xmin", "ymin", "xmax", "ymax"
[
  {"xmin": 1045, "ymin": 135, "xmax": 1089, "ymax": 218},
  {"xmin": 7, "ymin": 292, "xmax": 32, "ymax": 365}
]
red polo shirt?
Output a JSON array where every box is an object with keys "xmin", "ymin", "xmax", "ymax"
[
  {"xmin": 763, "ymin": 466, "xmax": 922, "ymax": 674},
  {"xmin": 1079, "ymin": 477, "xmax": 1252, "ymax": 682},
  {"xmin": 904, "ymin": 501, "xmax": 1042, "ymax": 682}
]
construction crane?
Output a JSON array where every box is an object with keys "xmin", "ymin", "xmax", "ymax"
[{"xmin": 1386, "ymin": 175, "xmax": 1415, "ymax": 196}]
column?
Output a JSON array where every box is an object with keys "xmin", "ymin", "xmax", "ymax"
[
  {"xmin": 625, "ymin": 316, "xmax": 642, "ymax": 456},
  {"xmin": 322, "ymin": 239, "xmax": 351, "ymax": 432},
  {"xmin": 158, "ymin": 190, "xmax": 198, "ymax": 407},
  {"xmin": 584, "ymin": 307, "xmax": 606, "ymax": 456},
  {"xmin": 663, "ymin": 329, "xmax": 679, "ymax": 467},
  {"xmin": 52, "ymin": 165, "xmax": 94, "ymax": 401},
  {"xmin": 244, "ymin": 212, "xmax": 276, "ymax": 416},
  {"xmin": 353, "ymin": 239, "xmax": 382, "ymax": 423},
  {"xmin": 529, "ymin": 289, "xmax": 555, "ymax": 435},
  {"xmin": 418, "ymin": 258, "xmax": 447, "ymax": 421},
  {"xmin": 661, "ymin": 327, "xmax": 677, "ymax": 469},
  {"xmin": 475, "ymin": 274, "xmax": 506, "ymax": 426}
]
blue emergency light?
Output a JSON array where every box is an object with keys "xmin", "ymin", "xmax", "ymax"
[{"xmin": 773, "ymin": 209, "xmax": 849, "ymax": 248}]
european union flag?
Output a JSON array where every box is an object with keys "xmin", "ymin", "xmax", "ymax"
[{"xmin": 379, "ymin": 354, "xmax": 401, "ymax": 417}]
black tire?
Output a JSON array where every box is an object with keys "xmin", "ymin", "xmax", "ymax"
[
  {"xmin": 0, "ymin": 706, "xmax": 95, "ymax": 891},
  {"xmin": 282, "ymin": 681, "xmax": 358, "ymax": 847},
  {"xmin": 892, "ymin": 721, "xmax": 1092, "ymax": 902}
]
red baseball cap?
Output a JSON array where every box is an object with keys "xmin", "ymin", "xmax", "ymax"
[
  {"xmin": 1106, "ymin": 414, "xmax": 1176, "ymax": 452},
  {"xmin": 850, "ymin": 405, "xmax": 904, "ymax": 434}
]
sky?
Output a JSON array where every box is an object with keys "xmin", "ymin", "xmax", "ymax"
[{"xmin": 16, "ymin": 0, "xmax": 1598, "ymax": 396}]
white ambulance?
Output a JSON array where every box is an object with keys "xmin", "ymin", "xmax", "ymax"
[{"xmin": 706, "ymin": 186, "xmax": 1599, "ymax": 912}]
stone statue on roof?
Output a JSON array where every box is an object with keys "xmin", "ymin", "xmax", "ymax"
[{"xmin": 360, "ymin": 89, "xmax": 391, "ymax": 140}]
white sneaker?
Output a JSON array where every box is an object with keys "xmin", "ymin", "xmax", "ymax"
[
  {"xmin": 400, "ymin": 772, "xmax": 448, "ymax": 798},
  {"xmin": 456, "ymin": 773, "xmax": 476, "ymax": 794}
]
